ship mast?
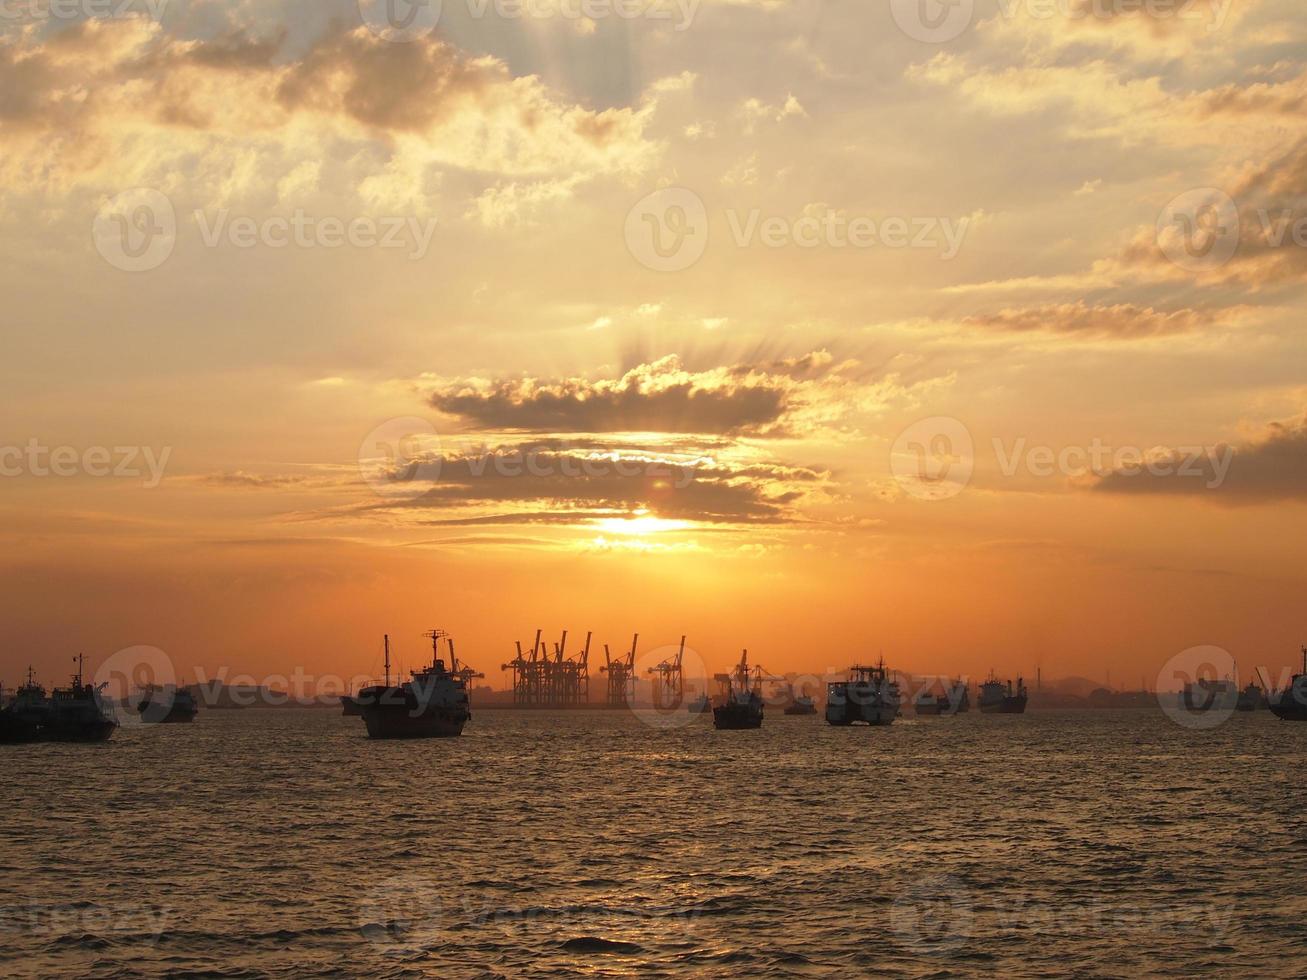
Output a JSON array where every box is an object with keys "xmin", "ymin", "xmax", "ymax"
[
  {"xmin": 384, "ymin": 634, "xmax": 391, "ymax": 687},
  {"xmin": 72, "ymin": 653, "xmax": 85, "ymax": 687}
]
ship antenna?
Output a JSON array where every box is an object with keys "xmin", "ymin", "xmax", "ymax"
[{"xmin": 384, "ymin": 634, "xmax": 391, "ymax": 687}]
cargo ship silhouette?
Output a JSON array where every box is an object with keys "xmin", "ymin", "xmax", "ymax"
[{"xmin": 353, "ymin": 631, "xmax": 483, "ymax": 739}]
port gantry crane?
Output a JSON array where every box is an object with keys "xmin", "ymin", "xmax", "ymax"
[
  {"xmin": 502, "ymin": 629, "xmax": 543, "ymax": 707},
  {"xmin": 502, "ymin": 628, "xmax": 592, "ymax": 707},
  {"xmin": 715, "ymin": 649, "xmax": 779, "ymax": 701},
  {"xmin": 647, "ymin": 635, "xmax": 687, "ymax": 710},
  {"xmin": 600, "ymin": 633, "xmax": 639, "ymax": 707}
]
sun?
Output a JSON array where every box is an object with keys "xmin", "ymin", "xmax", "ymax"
[{"xmin": 593, "ymin": 515, "xmax": 693, "ymax": 536}]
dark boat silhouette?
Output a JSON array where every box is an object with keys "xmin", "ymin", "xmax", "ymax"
[
  {"xmin": 355, "ymin": 631, "xmax": 483, "ymax": 739},
  {"xmin": 979, "ymin": 673, "xmax": 1028, "ymax": 714},
  {"xmin": 913, "ymin": 679, "xmax": 969, "ymax": 716},
  {"xmin": 44, "ymin": 655, "xmax": 118, "ymax": 742},
  {"xmin": 825, "ymin": 659, "xmax": 900, "ymax": 726},
  {"xmin": 1236, "ymin": 682, "xmax": 1264, "ymax": 712},
  {"xmin": 0, "ymin": 669, "xmax": 47, "ymax": 743},
  {"xmin": 712, "ymin": 650, "xmax": 765, "ymax": 730},
  {"xmin": 1181, "ymin": 677, "xmax": 1238, "ymax": 713},
  {"xmin": 1268, "ymin": 647, "xmax": 1307, "ymax": 721},
  {"xmin": 137, "ymin": 685, "xmax": 199, "ymax": 723}
]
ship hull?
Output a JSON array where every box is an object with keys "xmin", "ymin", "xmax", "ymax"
[
  {"xmin": 979, "ymin": 695, "xmax": 1028, "ymax": 714},
  {"xmin": 825, "ymin": 703, "xmax": 897, "ymax": 726},
  {"xmin": 358, "ymin": 685, "xmax": 469, "ymax": 738},
  {"xmin": 43, "ymin": 719, "xmax": 118, "ymax": 742},
  {"xmin": 340, "ymin": 695, "xmax": 363, "ymax": 717},
  {"xmin": 137, "ymin": 701, "xmax": 198, "ymax": 724},
  {"xmin": 1268, "ymin": 698, "xmax": 1307, "ymax": 721},
  {"xmin": 713, "ymin": 703, "xmax": 762, "ymax": 729},
  {"xmin": 0, "ymin": 712, "xmax": 43, "ymax": 743},
  {"xmin": 360, "ymin": 705, "xmax": 468, "ymax": 738}
]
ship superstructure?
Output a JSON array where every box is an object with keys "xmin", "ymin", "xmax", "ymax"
[
  {"xmin": 826, "ymin": 659, "xmax": 901, "ymax": 727},
  {"xmin": 978, "ymin": 673, "xmax": 1028, "ymax": 714}
]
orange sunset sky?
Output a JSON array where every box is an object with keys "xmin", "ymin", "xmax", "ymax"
[{"xmin": 1, "ymin": 0, "xmax": 1305, "ymax": 691}]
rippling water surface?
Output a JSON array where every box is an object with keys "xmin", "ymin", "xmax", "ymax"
[{"xmin": 2, "ymin": 707, "xmax": 1305, "ymax": 978}]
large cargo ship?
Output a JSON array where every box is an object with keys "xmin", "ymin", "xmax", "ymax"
[
  {"xmin": 825, "ymin": 659, "xmax": 900, "ymax": 726},
  {"xmin": 355, "ymin": 630, "xmax": 482, "ymax": 739},
  {"xmin": 978, "ymin": 674, "xmax": 1028, "ymax": 714}
]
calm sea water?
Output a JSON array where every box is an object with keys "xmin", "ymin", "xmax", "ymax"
[{"xmin": 2, "ymin": 707, "xmax": 1304, "ymax": 978}]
